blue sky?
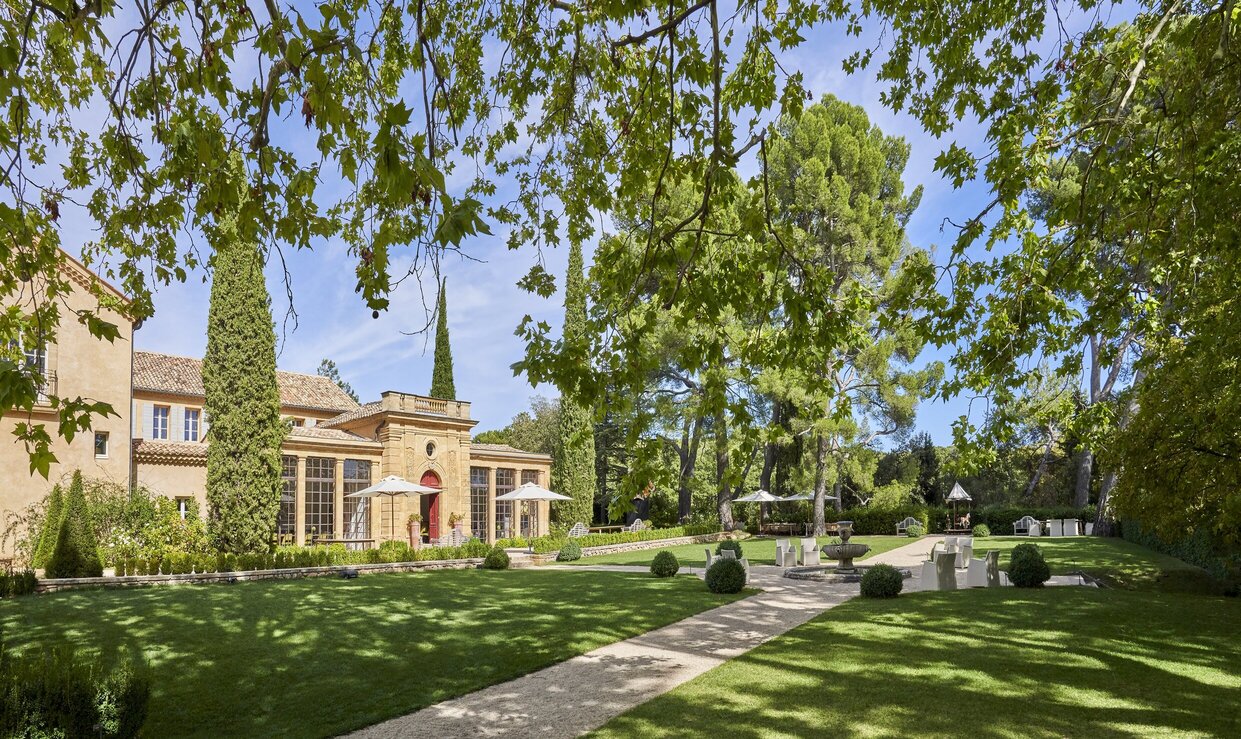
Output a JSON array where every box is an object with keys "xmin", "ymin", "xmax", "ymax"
[{"xmin": 124, "ymin": 15, "xmax": 998, "ymax": 441}]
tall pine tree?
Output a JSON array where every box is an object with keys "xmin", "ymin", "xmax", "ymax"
[
  {"xmin": 203, "ymin": 180, "xmax": 286, "ymax": 554},
  {"xmin": 551, "ymin": 242, "xmax": 596, "ymax": 525},
  {"xmin": 429, "ymin": 279, "xmax": 456, "ymax": 399}
]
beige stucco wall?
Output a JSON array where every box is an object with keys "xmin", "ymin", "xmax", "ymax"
[{"xmin": 1, "ymin": 260, "xmax": 134, "ymax": 551}]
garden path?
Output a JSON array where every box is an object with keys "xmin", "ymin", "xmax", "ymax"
[{"xmin": 348, "ymin": 536, "xmax": 935, "ymax": 738}]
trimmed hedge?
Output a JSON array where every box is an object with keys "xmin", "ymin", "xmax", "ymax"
[
  {"xmin": 1009, "ymin": 543, "xmax": 1051, "ymax": 588},
  {"xmin": 650, "ymin": 551, "xmax": 680, "ymax": 577},
  {"xmin": 860, "ymin": 564, "xmax": 904, "ymax": 598},
  {"xmin": 705, "ymin": 559, "xmax": 747, "ymax": 593},
  {"xmin": 0, "ymin": 570, "xmax": 37, "ymax": 597},
  {"xmin": 0, "ymin": 644, "xmax": 150, "ymax": 738},
  {"xmin": 45, "ymin": 472, "xmax": 104, "ymax": 579},
  {"xmin": 1121, "ymin": 519, "xmax": 1241, "ymax": 593},
  {"xmin": 530, "ymin": 524, "xmax": 719, "ymax": 554}
]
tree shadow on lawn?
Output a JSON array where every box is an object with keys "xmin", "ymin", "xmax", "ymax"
[
  {"xmin": 0, "ymin": 569, "xmax": 740, "ymax": 737},
  {"xmin": 594, "ymin": 588, "xmax": 1241, "ymax": 738},
  {"xmin": 975, "ymin": 537, "xmax": 1212, "ymax": 592}
]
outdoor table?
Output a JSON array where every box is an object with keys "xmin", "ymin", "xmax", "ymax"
[{"xmin": 589, "ymin": 525, "xmax": 626, "ymax": 533}]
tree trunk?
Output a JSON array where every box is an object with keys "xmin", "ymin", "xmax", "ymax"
[
  {"xmin": 714, "ymin": 410, "xmax": 734, "ymax": 531},
  {"xmin": 1073, "ymin": 448, "xmax": 1093, "ymax": 508},
  {"xmin": 832, "ymin": 480, "xmax": 844, "ymax": 513},
  {"xmin": 759, "ymin": 402, "xmax": 779, "ymax": 493},
  {"xmin": 812, "ymin": 433, "xmax": 828, "ymax": 535},
  {"xmin": 677, "ymin": 416, "xmax": 703, "ymax": 522},
  {"xmin": 1026, "ymin": 427, "xmax": 1056, "ymax": 498},
  {"xmin": 1095, "ymin": 369, "xmax": 1144, "ymax": 537}
]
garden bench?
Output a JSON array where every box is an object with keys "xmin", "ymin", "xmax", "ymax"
[
  {"xmin": 895, "ymin": 516, "xmax": 920, "ymax": 535},
  {"xmin": 1013, "ymin": 515, "xmax": 1038, "ymax": 536},
  {"xmin": 626, "ymin": 519, "xmax": 646, "ymax": 533},
  {"xmin": 567, "ymin": 522, "xmax": 589, "ymax": 538}
]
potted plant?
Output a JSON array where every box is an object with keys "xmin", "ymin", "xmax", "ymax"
[
  {"xmin": 448, "ymin": 511, "xmax": 464, "ymax": 533},
  {"xmin": 407, "ymin": 513, "xmax": 422, "ymax": 548}
]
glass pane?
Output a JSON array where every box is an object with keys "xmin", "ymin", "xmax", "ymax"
[
  {"xmin": 470, "ymin": 467, "xmax": 488, "ymax": 539},
  {"xmin": 304, "ymin": 457, "xmax": 335, "ymax": 539},
  {"xmin": 343, "ymin": 459, "xmax": 371, "ymax": 541},
  {"xmin": 279, "ymin": 456, "xmax": 298, "ymax": 535}
]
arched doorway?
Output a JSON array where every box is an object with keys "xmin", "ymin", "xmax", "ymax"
[{"xmin": 419, "ymin": 470, "xmax": 442, "ymax": 542}]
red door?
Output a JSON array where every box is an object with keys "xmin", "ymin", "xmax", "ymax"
[{"xmin": 420, "ymin": 471, "xmax": 442, "ymax": 541}]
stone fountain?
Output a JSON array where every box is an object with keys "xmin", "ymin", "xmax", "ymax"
[{"xmin": 783, "ymin": 521, "xmax": 911, "ymax": 583}]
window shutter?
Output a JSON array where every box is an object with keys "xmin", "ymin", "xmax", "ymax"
[
  {"xmin": 145, "ymin": 403, "xmax": 154, "ymax": 440},
  {"xmin": 172, "ymin": 405, "xmax": 185, "ymax": 441}
]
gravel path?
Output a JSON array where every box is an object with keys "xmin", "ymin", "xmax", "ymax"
[{"xmin": 347, "ymin": 537, "xmax": 938, "ymax": 739}]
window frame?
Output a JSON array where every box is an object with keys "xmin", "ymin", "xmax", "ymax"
[
  {"xmin": 183, "ymin": 407, "xmax": 201, "ymax": 442},
  {"xmin": 304, "ymin": 456, "xmax": 336, "ymax": 539},
  {"xmin": 93, "ymin": 431, "xmax": 109, "ymax": 459},
  {"xmin": 342, "ymin": 459, "xmax": 372, "ymax": 542},
  {"xmin": 151, "ymin": 404, "xmax": 170, "ymax": 441},
  {"xmin": 469, "ymin": 467, "xmax": 489, "ymax": 539}
]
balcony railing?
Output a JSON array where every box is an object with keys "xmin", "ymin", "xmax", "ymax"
[
  {"xmin": 35, "ymin": 370, "xmax": 57, "ymax": 403},
  {"xmin": 382, "ymin": 391, "xmax": 471, "ymax": 419}
]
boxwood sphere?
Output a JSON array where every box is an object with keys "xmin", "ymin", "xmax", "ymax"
[
  {"xmin": 483, "ymin": 547, "xmax": 511, "ymax": 570},
  {"xmin": 972, "ymin": 523, "xmax": 991, "ymax": 538},
  {"xmin": 705, "ymin": 558, "xmax": 747, "ymax": 593},
  {"xmin": 860, "ymin": 564, "xmax": 904, "ymax": 598},
  {"xmin": 906, "ymin": 524, "xmax": 925, "ymax": 538},
  {"xmin": 715, "ymin": 539, "xmax": 743, "ymax": 557},
  {"xmin": 556, "ymin": 540, "xmax": 582, "ymax": 562},
  {"xmin": 1008, "ymin": 542, "xmax": 1051, "ymax": 587},
  {"xmin": 650, "ymin": 551, "xmax": 680, "ymax": 577}
]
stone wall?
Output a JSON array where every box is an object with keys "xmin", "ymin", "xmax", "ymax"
[{"xmin": 35, "ymin": 558, "xmax": 484, "ymax": 593}]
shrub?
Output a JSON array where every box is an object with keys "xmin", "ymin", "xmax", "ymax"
[
  {"xmin": 1, "ymin": 570, "xmax": 37, "ymax": 598},
  {"xmin": 705, "ymin": 558, "xmax": 747, "ymax": 593},
  {"xmin": 32, "ymin": 483, "xmax": 64, "ymax": 569},
  {"xmin": 45, "ymin": 472, "xmax": 104, "ymax": 579},
  {"xmin": 0, "ymin": 644, "xmax": 150, "ymax": 739},
  {"xmin": 906, "ymin": 524, "xmax": 925, "ymax": 538},
  {"xmin": 556, "ymin": 540, "xmax": 582, "ymax": 562},
  {"xmin": 715, "ymin": 539, "xmax": 743, "ymax": 557},
  {"xmin": 1009, "ymin": 543, "xmax": 1051, "ymax": 588},
  {"xmin": 972, "ymin": 524, "xmax": 991, "ymax": 538},
  {"xmin": 532, "ymin": 536, "xmax": 568, "ymax": 555},
  {"xmin": 158, "ymin": 556, "xmax": 173, "ymax": 576},
  {"xmin": 650, "ymin": 551, "xmax": 680, "ymax": 577},
  {"xmin": 483, "ymin": 547, "xmax": 510, "ymax": 570},
  {"xmin": 461, "ymin": 538, "xmax": 490, "ymax": 558},
  {"xmin": 148, "ymin": 557, "xmax": 161, "ymax": 576},
  {"xmin": 860, "ymin": 564, "xmax": 904, "ymax": 598}
]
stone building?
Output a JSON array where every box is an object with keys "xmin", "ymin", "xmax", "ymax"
[{"xmin": 2, "ymin": 256, "xmax": 551, "ymax": 554}]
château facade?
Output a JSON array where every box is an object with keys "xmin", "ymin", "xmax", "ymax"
[{"xmin": 1, "ymin": 256, "xmax": 551, "ymax": 553}]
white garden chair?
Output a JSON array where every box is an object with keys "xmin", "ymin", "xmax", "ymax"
[
  {"xmin": 967, "ymin": 550, "xmax": 1005, "ymax": 588},
  {"xmin": 799, "ymin": 538, "xmax": 821, "ymax": 566},
  {"xmin": 955, "ymin": 537, "xmax": 973, "ymax": 569},
  {"xmin": 1085, "ymin": 522, "xmax": 1095, "ymax": 536},
  {"xmin": 1049, "ymin": 519, "xmax": 1064, "ymax": 537},
  {"xmin": 1063, "ymin": 518, "xmax": 1081, "ymax": 536},
  {"xmin": 1029, "ymin": 521, "xmax": 1043, "ymax": 537},
  {"xmin": 920, "ymin": 551, "xmax": 958, "ymax": 591},
  {"xmin": 774, "ymin": 538, "xmax": 795, "ymax": 567}
]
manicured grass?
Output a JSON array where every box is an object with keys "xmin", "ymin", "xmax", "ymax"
[
  {"xmin": 573, "ymin": 535, "xmax": 916, "ymax": 567},
  {"xmin": 0, "ymin": 569, "xmax": 744, "ymax": 737},
  {"xmin": 974, "ymin": 536, "xmax": 1216, "ymax": 592},
  {"xmin": 593, "ymin": 588, "xmax": 1241, "ymax": 738}
]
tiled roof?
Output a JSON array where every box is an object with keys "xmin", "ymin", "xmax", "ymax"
[
  {"xmin": 133, "ymin": 439, "xmax": 208, "ymax": 464},
  {"xmin": 133, "ymin": 351, "xmax": 360, "ymax": 413},
  {"xmin": 320, "ymin": 401, "xmax": 384, "ymax": 428},
  {"xmin": 470, "ymin": 442, "xmax": 551, "ymax": 458},
  {"xmin": 288, "ymin": 426, "xmax": 380, "ymax": 445}
]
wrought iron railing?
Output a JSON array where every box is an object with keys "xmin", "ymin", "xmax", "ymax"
[{"xmin": 35, "ymin": 370, "xmax": 57, "ymax": 403}]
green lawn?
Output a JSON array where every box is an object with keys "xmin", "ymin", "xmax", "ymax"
[
  {"xmin": 572, "ymin": 535, "xmax": 915, "ymax": 567},
  {"xmin": 0, "ymin": 569, "xmax": 744, "ymax": 737},
  {"xmin": 593, "ymin": 587, "xmax": 1241, "ymax": 738},
  {"xmin": 974, "ymin": 536, "xmax": 1217, "ymax": 592}
]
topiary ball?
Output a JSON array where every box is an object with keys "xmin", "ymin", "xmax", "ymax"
[
  {"xmin": 972, "ymin": 523, "xmax": 991, "ymax": 538},
  {"xmin": 715, "ymin": 539, "xmax": 743, "ymax": 557},
  {"xmin": 483, "ymin": 547, "xmax": 511, "ymax": 570},
  {"xmin": 705, "ymin": 558, "xmax": 747, "ymax": 593},
  {"xmin": 1008, "ymin": 542, "xmax": 1051, "ymax": 587},
  {"xmin": 556, "ymin": 540, "xmax": 582, "ymax": 562},
  {"xmin": 650, "ymin": 551, "xmax": 680, "ymax": 578},
  {"xmin": 906, "ymin": 524, "xmax": 925, "ymax": 538},
  {"xmin": 860, "ymin": 564, "xmax": 904, "ymax": 598}
]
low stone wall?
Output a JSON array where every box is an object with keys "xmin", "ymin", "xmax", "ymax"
[
  {"xmin": 35, "ymin": 558, "xmax": 484, "ymax": 593},
  {"xmin": 577, "ymin": 532, "xmax": 734, "ymax": 559}
]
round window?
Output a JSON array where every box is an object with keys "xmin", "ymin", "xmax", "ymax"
[{"xmin": 425, "ymin": 441, "xmax": 436, "ymax": 458}]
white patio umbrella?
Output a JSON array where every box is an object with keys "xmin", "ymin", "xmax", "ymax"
[
  {"xmin": 733, "ymin": 489, "xmax": 783, "ymax": 503},
  {"xmin": 345, "ymin": 475, "xmax": 440, "ymax": 541},
  {"xmin": 779, "ymin": 492, "xmax": 840, "ymax": 502},
  {"xmin": 495, "ymin": 482, "xmax": 573, "ymax": 540}
]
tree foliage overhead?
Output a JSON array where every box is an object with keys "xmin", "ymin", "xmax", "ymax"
[{"xmin": 203, "ymin": 188, "xmax": 286, "ymax": 554}]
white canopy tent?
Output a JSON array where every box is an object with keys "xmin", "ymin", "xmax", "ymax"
[
  {"xmin": 344, "ymin": 475, "xmax": 440, "ymax": 541},
  {"xmin": 946, "ymin": 482, "xmax": 973, "ymax": 529}
]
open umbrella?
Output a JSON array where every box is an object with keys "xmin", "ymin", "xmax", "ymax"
[
  {"xmin": 495, "ymin": 482, "xmax": 573, "ymax": 540},
  {"xmin": 345, "ymin": 475, "xmax": 440, "ymax": 541},
  {"xmin": 732, "ymin": 490, "xmax": 785, "ymax": 530},
  {"xmin": 780, "ymin": 492, "xmax": 840, "ymax": 502},
  {"xmin": 946, "ymin": 482, "xmax": 973, "ymax": 529}
]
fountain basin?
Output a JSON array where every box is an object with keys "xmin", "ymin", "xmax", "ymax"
[
  {"xmin": 784, "ymin": 564, "xmax": 913, "ymax": 584},
  {"xmin": 821, "ymin": 543, "xmax": 871, "ymax": 568}
]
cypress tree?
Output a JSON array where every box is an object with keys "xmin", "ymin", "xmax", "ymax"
[
  {"xmin": 203, "ymin": 195, "xmax": 286, "ymax": 554},
  {"xmin": 429, "ymin": 279, "xmax": 456, "ymax": 399},
  {"xmin": 551, "ymin": 242, "xmax": 596, "ymax": 525},
  {"xmin": 45, "ymin": 471, "xmax": 102, "ymax": 578},
  {"xmin": 32, "ymin": 482, "xmax": 64, "ymax": 568}
]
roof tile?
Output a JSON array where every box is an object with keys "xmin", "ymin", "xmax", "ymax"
[{"xmin": 133, "ymin": 351, "xmax": 360, "ymax": 413}]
